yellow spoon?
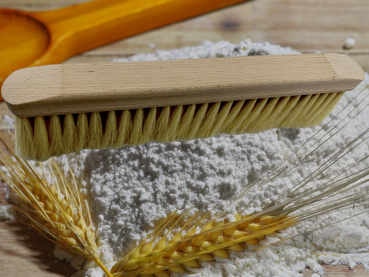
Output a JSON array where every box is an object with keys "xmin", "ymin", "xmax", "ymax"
[{"xmin": 0, "ymin": 0, "xmax": 248, "ymax": 100}]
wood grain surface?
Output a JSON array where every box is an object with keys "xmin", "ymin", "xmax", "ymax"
[
  {"xmin": 4, "ymin": 54, "xmax": 364, "ymax": 117},
  {"xmin": 0, "ymin": 222, "xmax": 77, "ymax": 276},
  {"xmin": 1, "ymin": 0, "xmax": 369, "ymax": 276}
]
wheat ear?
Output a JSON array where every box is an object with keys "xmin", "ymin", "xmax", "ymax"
[
  {"xmin": 0, "ymin": 131, "xmax": 113, "ymax": 277},
  {"xmin": 110, "ymin": 210, "xmax": 296, "ymax": 277}
]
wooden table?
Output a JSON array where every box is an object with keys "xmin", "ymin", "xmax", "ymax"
[{"xmin": 1, "ymin": 0, "xmax": 369, "ymax": 276}]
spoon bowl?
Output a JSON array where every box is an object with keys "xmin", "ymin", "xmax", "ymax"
[{"xmin": 0, "ymin": 10, "xmax": 50, "ymax": 94}]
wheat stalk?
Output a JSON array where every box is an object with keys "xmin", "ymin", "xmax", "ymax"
[{"xmin": 0, "ymin": 131, "xmax": 113, "ymax": 277}]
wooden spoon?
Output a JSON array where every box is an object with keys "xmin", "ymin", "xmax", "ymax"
[{"xmin": 0, "ymin": 0, "xmax": 248, "ymax": 100}]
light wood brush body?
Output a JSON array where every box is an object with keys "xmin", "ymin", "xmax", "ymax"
[{"xmin": 2, "ymin": 53, "xmax": 365, "ymax": 161}]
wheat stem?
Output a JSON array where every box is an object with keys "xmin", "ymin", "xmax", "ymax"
[{"xmin": 95, "ymin": 257, "xmax": 114, "ymax": 277}]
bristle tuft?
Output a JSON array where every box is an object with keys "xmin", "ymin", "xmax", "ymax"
[
  {"xmin": 103, "ymin": 111, "xmax": 117, "ymax": 148},
  {"xmin": 117, "ymin": 109, "xmax": 132, "ymax": 146},
  {"xmin": 88, "ymin": 112, "xmax": 103, "ymax": 148},
  {"xmin": 130, "ymin": 109, "xmax": 144, "ymax": 145},
  {"xmin": 75, "ymin": 113, "xmax": 89, "ymax": 151},
  {"xmin": 63, "ymin": 114, "xmax": 76, "ymax": 153},
  {"xmin": 15, "ymin": 92, "xmax": 345, "ymax": 161},
  {"xmin": 155, "ymin": 106, "xmax": 171, "ymax": 142},
  {"xmin": 49, "ymin": 115, "xmax": 63, "ymax": 156},
  {"xmin": 34, "ymin": 116, "xmax": 50, "ymax": 161},
  {"xmin": 15, "ymin": 117, "xmax": 35, "ymax": 160}
]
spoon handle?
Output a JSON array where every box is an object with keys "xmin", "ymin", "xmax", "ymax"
[{"xmin": 29, "ymin": 0, "xmax": 249, "ymax": 67}]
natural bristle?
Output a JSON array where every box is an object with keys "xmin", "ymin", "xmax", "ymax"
[{"xmin": 16, "ymin": 92, "xmax": 344, "ymax": 161}]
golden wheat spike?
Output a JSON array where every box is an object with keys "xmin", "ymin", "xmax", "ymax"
[
  {"xmin": 0, "ymin": 131, "xmax": 113, "ymax": 277},
  {"xmin": 110, "ymin": 213, "xmax": 296, "ymax": 277}
]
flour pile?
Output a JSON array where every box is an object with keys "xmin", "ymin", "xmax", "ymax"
[
  {"xmin": 3, "ymin": 40, "xmax": 369, "ymax": 277},
  {"xmin": 53, "ymin": 40, "xmax": 369, "ymax": 277}
]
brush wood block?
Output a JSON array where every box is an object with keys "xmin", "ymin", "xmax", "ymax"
[{"xmin": 3, "ymin": 53, "xmax": 364, "ymax": 118}]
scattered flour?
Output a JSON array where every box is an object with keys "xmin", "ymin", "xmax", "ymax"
[
  {"xmin": 2, "ymin": 115, "xmax": 15, "ymax": 127},
  {"xmin": 2, "ymin": 40, "xmax": 369, "ymax": 276},
  {"xmin": 344, "ymin": 37, "xmax": 356, "ymax": 50},
  {"xmin": 0, "ymin": 204, "xmax": 14, "ymax": 221},
  {"xmin": 0, "ymin": 115, "xmax": 15, "ymax": 221}
]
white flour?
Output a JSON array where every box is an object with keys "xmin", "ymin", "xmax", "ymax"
[
  {"xmin": 55, "ymin": 40, "xmax": 369, "ymax": 277},
  {"xmin": 344, "ymin": 37, "xmax": 356, "ymax": 50},
  {"xmin": 0, "ymin": 204, "xmax": 14, "ymax": 221},
  {"xmin": 0, "ymin": 115, "xmax": 15, "ymax": 221},
  {"xmin": 3, "ymin": 40, "xmax": 369, "ymax": 276}
]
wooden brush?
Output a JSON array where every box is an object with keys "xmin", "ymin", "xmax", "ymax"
[{"xmin": 2, "ymin": 53, "xmax": 365, "ymax": 161}]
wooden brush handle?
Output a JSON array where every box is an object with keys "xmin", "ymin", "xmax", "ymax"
[{"xmin": 3, "ymin": 53, "xmax": 364, "ymax": 118}]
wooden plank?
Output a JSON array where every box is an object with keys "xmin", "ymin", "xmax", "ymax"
[
  {"xmin": 0, "ymin": 220, "xmax": 367, "ymax": 277},
  {"xmin": 1, "ymin": 0, "xmax": 368, "ymax": 61},
  {"xmin": 305, "ymin": 265, "xmax": 369, "ymax": 277},
  {"xmin": 0, "ymin": 0, "xmax": 88, "ymax": 10},
  {"xmin": 0, "ymin": 0, "xmax": 86, "ymax": 4},
  {"xmin": 251, "ymin": 0, "xmax": 369, "ymax": 53},
  {"xmin": 0, "ymin": 221, "xmax": 76, "ymax": 276},
  {"xmin": 40, "ymin": 0, "xmax": 367, "ymax": 56}
]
